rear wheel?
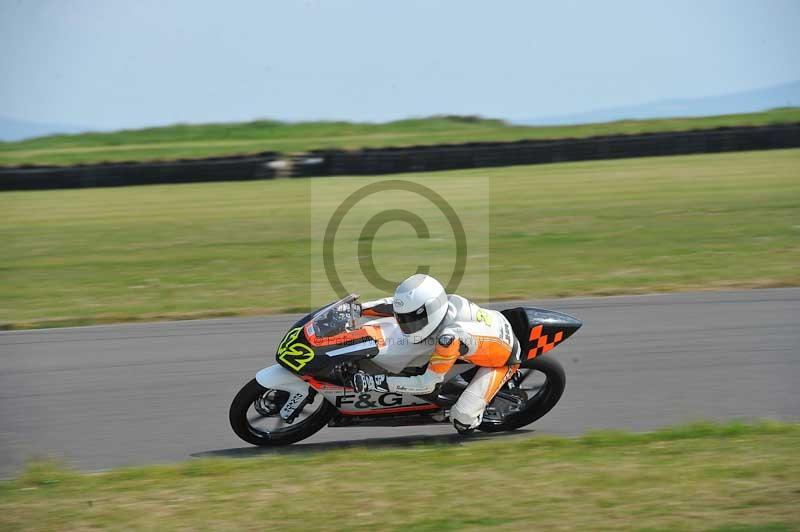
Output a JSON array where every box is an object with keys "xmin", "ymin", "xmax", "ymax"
[
  {"xmin": 229, "ymin": 379, "xmax": 335, "ymax": 446},
  {"xmin": 479, "ymin": 355, "xmax": 566, "ymax": 432}
]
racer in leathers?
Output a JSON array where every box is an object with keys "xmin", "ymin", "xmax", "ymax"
[{"xmin": 351, "ymin": 274, "xmax": 521, "ymax": 432}]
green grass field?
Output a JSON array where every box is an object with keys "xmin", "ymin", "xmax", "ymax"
[
  {"xmin": 1, "ymin": 421, "xmax": 797, "ymax": 531},
  {"xmin": 1, "ymin": 108, "xmax": 798, "ymax": 166},
  {"xmin": 1, "ymin": 148, "xmax": 798, "ymax": 329}
]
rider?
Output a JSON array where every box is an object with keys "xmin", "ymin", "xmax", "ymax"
[{"xmin": 351, "ymin": 274, "xmax": 521, "ymax": 433}]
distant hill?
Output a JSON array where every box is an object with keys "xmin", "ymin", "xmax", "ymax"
[
  {"xmin": 0, "ymin": 115, "xmax": 91, "ymax": 142},
  {"xmin": 524, "ymin": 80, "xmax": 800, "ymax": 126}
]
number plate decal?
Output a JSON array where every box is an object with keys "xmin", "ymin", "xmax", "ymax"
[{"xmin": 277, "ymin": 327, "xmax": 315, "ymax": 371}]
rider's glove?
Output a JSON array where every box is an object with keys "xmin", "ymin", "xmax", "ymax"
[{"xmin": 352, "ymin": 371, "xmax": 389, "ymax": 393}]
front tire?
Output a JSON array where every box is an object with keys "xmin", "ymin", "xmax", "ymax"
[
  {"xmin": 229, "ymin": 378, "xmax": 335, "ymax": 446},
  {"xmin": 479, "ymin": 355, "xmax": 566, "ymax": 432}
]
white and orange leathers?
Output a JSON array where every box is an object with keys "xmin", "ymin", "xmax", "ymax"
[{"xmin": 360, "ymin": 294, "xmax": 520, "ymax": 429}]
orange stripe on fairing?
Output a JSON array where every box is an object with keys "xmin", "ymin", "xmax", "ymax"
[
  {"xmin": 338, "ymin": 404, "xmax": 439, "ymax": 416},
  {"xmin": 529, "ymin": 325, "xmax": 544, "ymax": 342},
  {"xmin": 303, "ymin": 375, "xmax": 352, "ymax": 392},
  {"xmin": 304, "ymin": 324, "xmax": 370, "ymax": 347},
  {"xmin": 361, "ymin": 308, "xmax": 391, "ymax": 317}
]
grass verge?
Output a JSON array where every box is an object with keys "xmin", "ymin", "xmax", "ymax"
[
  {"xmin": 0, "ymin": 421, "xmax": 798, "ymax": 531},
  {"xmin": 1, "ymin": 148, "xmax": 798, "ymax": 329},
  {"xmin": 1, "ymin": 108, "xmax": 798, "ymax": 166}
]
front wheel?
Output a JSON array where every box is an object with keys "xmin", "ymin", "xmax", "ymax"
[
  {"xmin": 479, "ymin": 354, "xmax": 566, "ymax": 432},
  {"xmin": 229, "ymin": 379, "xmax": 335, "ymax": 446}
]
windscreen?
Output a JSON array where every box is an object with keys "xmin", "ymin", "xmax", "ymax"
[{"xmin": 308, "ymin": 294, "xmax": 358, "ymax": 339}]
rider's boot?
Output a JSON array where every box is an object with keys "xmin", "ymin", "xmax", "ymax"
[{"xmin": 452, "ymin": 418, "xmax": 477, "ymax": 435}]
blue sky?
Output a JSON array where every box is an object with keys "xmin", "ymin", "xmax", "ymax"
[{"xmin": 1, "ymin": 0, "xmax": 799, "ymax": 129}]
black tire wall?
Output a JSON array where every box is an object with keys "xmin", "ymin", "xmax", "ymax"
[
  {"xmin": 0, "ymin": 153, "xmax": 279, "ymax": 191},
  {"xmin": 290, "ymin": 123, "xmax": 800, "ymax": 177},
  {"xmin": 3, "ymin": 124, "xmax": 799, "ymax": 190}
]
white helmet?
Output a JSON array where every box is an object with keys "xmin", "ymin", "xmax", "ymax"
[{"xmin": 393, "ymin": 274, "xmax": 448, "ymax": 343}]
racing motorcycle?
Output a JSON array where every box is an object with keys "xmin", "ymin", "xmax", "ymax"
[{"xmin": 230, "ymin": 294, "xmax": 581, "ymax": 446}]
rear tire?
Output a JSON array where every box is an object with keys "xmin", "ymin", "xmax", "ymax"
[
  {"xmin": 229, "ymin": 378, "xmax": 335, "ymax": 446},
  {"xmin": 479, "ymin": 355, "xmax": 565, "ymax": 432}
]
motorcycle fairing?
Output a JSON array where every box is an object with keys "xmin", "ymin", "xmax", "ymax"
[
  {"xmin": 274, "ymin": 299, "xmax": 433, "ymax": 380},
  {"xmin": 314, "ymin": 386, "xmax": 438, "ymax": 415},
  {"xmin": 275, "ymin": 316, "xmax": 379, "ymax": 377},
  {"xmin": 256, "ymin": 365, "xmax": 313, "ymax": 421},
  {"xmin": 298, "ymin": 362, "xmax": 476, "ymax": 415},
  {"xmin": 501, "ymin": 307, "xmax": 582, "ymax": 361},
  {"xmin": 253, "ymin": 364, "xmax": 437, "ymax": 417}
]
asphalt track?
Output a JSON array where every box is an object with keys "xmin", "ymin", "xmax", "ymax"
[{"xmin": 1, "ymin": 288, "xmax": 798, "ymax": 476}]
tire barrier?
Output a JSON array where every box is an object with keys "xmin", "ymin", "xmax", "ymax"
[
  {"xmin": 2, "ymin": 123, "xmax": 799, "ymax": 190},
  {"xmin": 0, "ymin": 152, "xmax": 279, "ymax": 191},
  {"xmin": 289, "ymin": 123, "xmax": 800, "ymax": 177}
]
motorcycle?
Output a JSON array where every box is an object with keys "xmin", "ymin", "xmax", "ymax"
[{"xmin": 229, "ymin": 294, "xmax": 581, "ymax": 446}]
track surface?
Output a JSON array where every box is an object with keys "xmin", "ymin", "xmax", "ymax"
[{"xmin": 1, "ymin": 289, "xmax": 798, "ymax": 476}]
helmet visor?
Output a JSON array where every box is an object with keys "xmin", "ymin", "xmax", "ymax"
[{"xmin": 395, "ymin": 304, "xmax": 429, "ymax": 334}]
